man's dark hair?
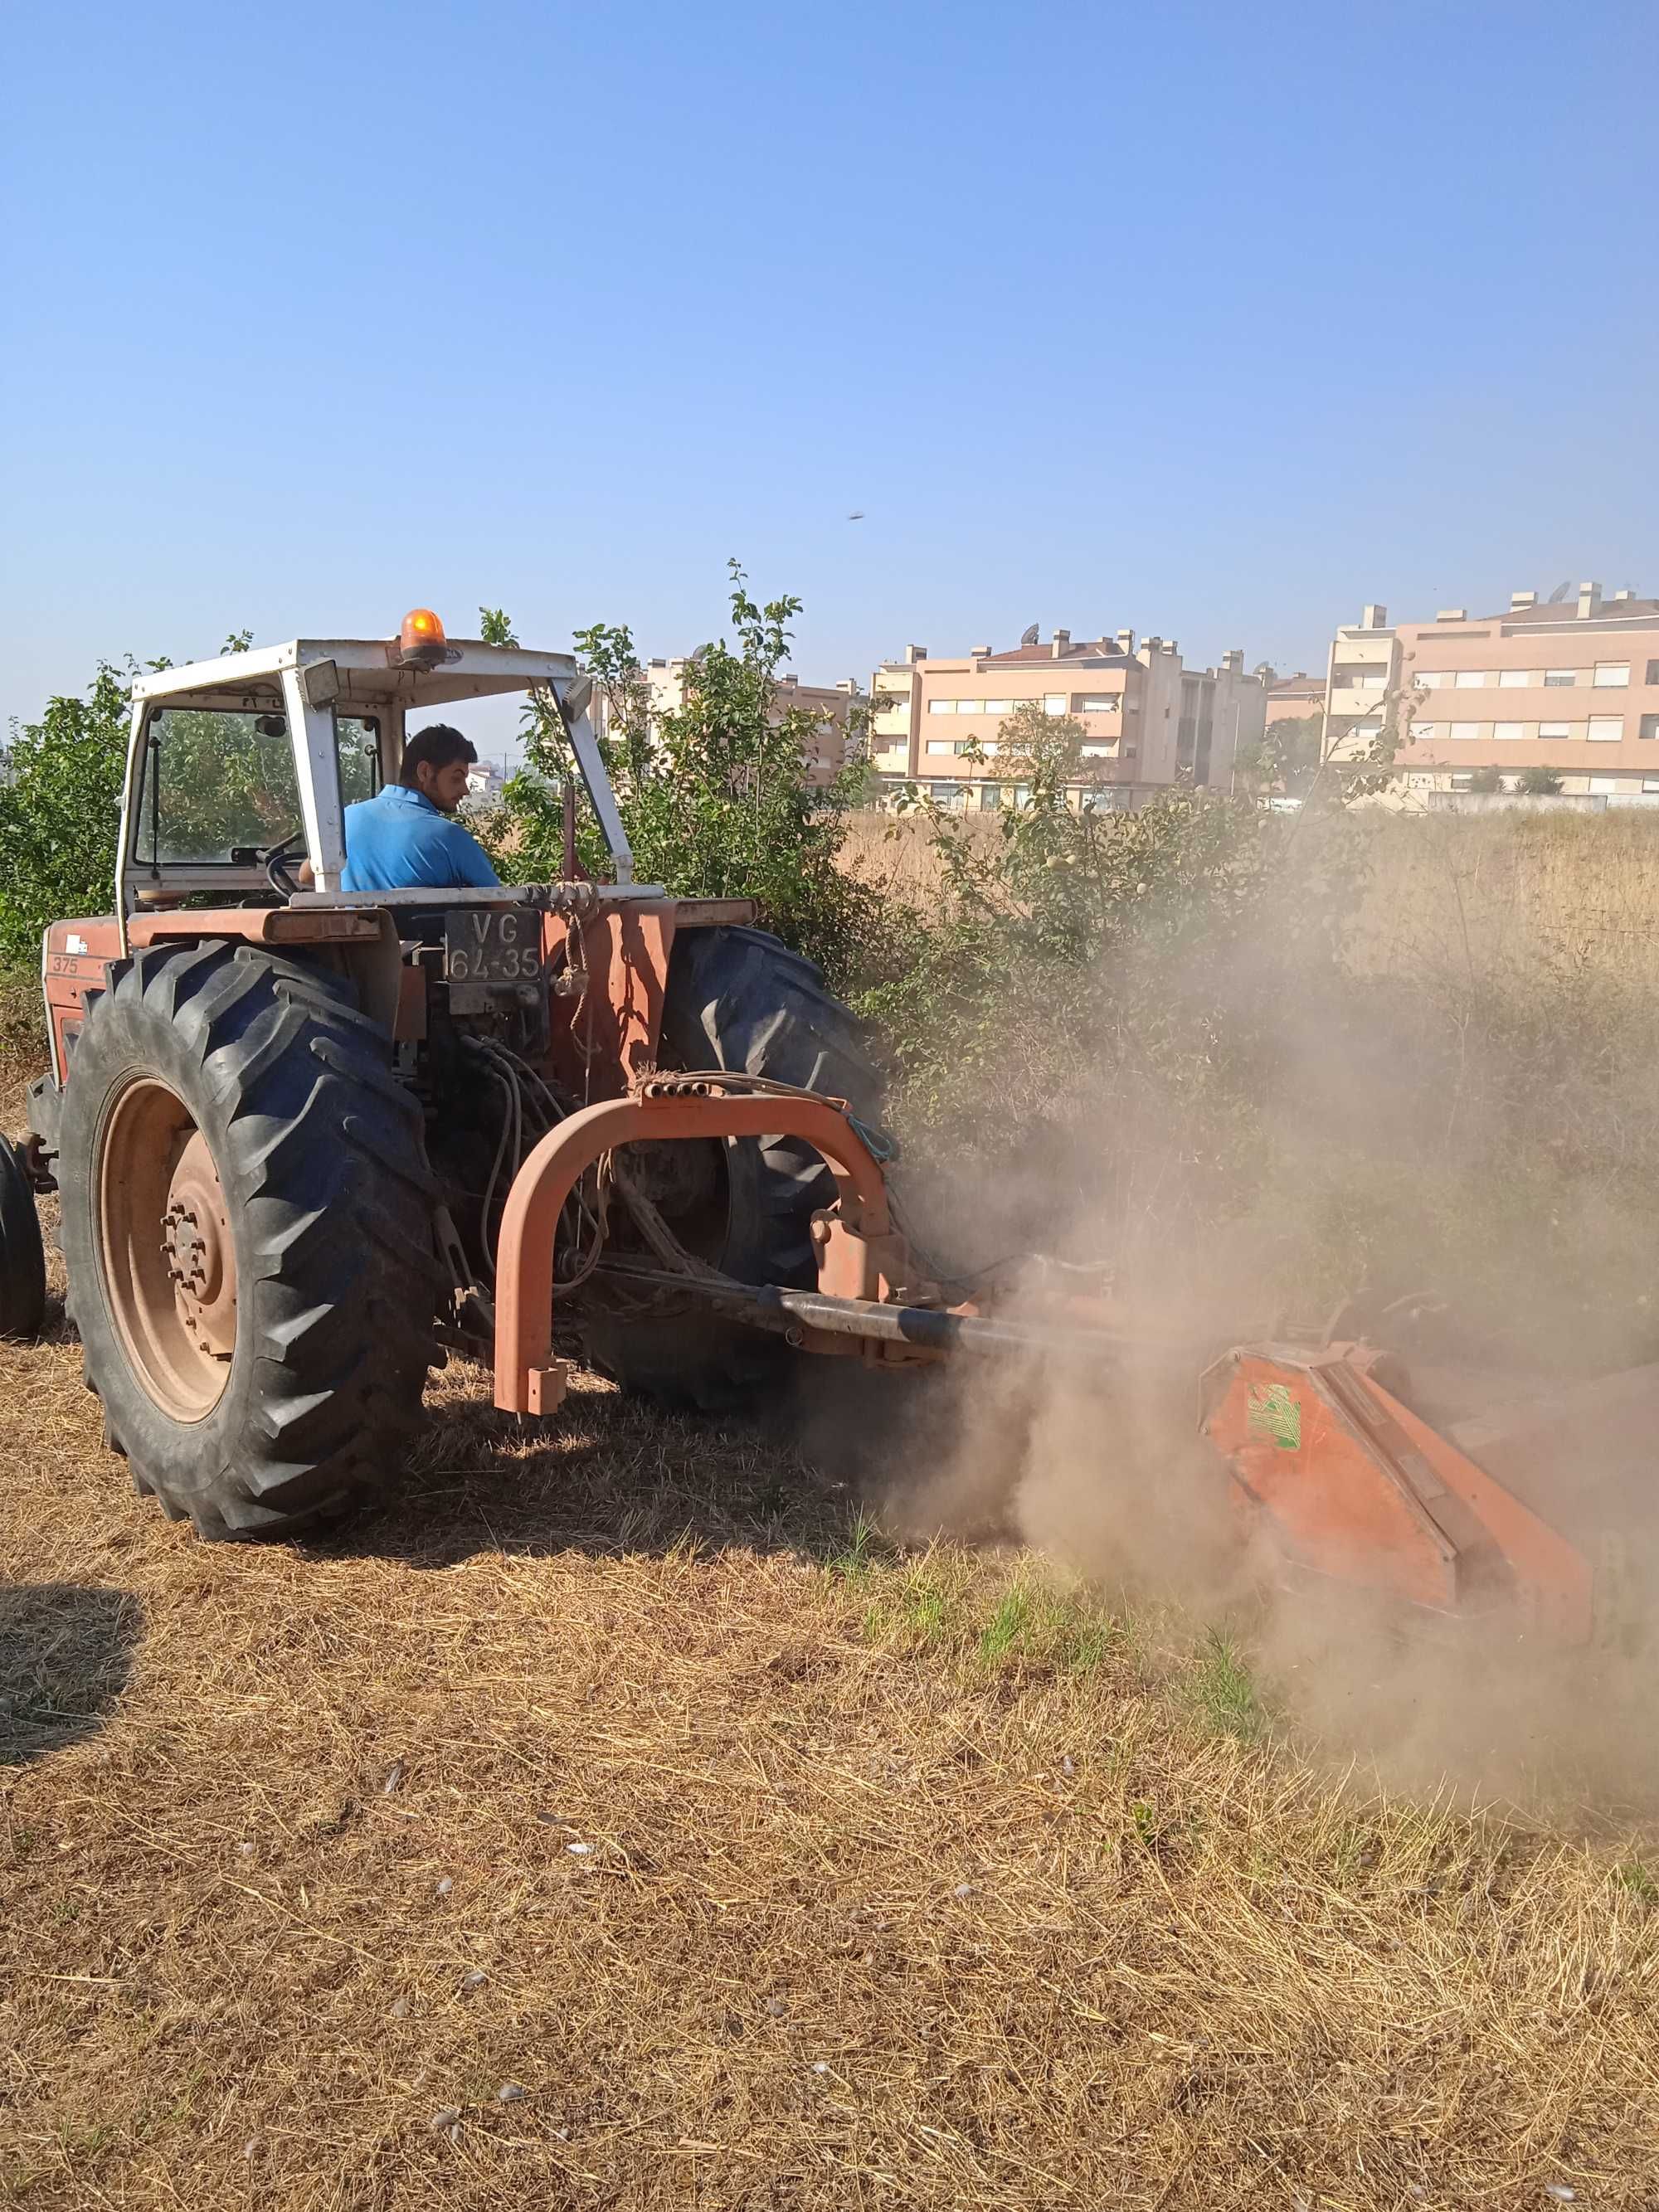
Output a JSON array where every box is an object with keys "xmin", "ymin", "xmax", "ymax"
[{"xmin": 399, "ymin": 723, "xmax": 477, "ymax": 787}]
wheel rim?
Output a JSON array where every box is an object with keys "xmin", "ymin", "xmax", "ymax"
[{"xmin": 96, "ymin": 1078, "xmax": 236, "ymax": 1421}]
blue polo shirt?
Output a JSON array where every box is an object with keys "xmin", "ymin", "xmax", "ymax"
[{"xmin": 340, "ymin": 785, "xmax": 501, "ymax": 893}]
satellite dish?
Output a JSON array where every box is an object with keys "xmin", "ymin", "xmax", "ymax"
[
  {"xmin": 1547, "ymin": 579, "xmax": 1574, "ymax": 604},
  {"xmin": 1019, "ymin": 623, "xmax": 1039, "ymax": 646}
]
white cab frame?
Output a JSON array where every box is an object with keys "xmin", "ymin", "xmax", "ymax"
[{"xmin": 117, "ymin": 632, "xmax": 635, "ymax": 947}]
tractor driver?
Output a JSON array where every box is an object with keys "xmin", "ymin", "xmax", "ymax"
[{"xmin": 340, "ymin": 724, "xmax": 502, "ymax": 893}]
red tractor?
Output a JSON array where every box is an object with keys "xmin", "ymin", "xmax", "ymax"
[{"xmin": 1, "ymin": 612, "xmax": 889, "ymax": 1537}]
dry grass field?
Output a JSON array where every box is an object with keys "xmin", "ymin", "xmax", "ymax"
[
  {"xmin": 839, "ymin": 800, "xmax": 1659, "ymax": 965},
  {"xmin": 5, "ymin": 815, "xmax": 1659, "ymax": 2209},
  {"xmin": 6, "ymin": 1330, "xmax": 1659, "ymax": 2211}
]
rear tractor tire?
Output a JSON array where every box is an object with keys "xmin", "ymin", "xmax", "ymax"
[
  {"xmin": 0, "ymin": 1136, "xmax": 46, "ymax": 1341},
  {"xmin": 581, "ymin": 924, "xmax": 884, "ymax": 1410},
  {"xmin": 59, "ymin": 942, "xmax": 443, "ymax": 1539}
]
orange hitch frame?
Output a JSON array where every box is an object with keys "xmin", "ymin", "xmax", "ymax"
[{"xmin": 493, "ymin": 1079, "xmax": 896, "ymax": 1415}]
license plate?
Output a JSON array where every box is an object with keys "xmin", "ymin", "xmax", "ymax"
[{"xmin": 444, "ymin": 907, "xmax": 542, "ymax": 990}]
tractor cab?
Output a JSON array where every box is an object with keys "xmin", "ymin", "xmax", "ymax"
[{"xmin": 116, "ymin": 609, "xmax": 634, "ymax": 925}]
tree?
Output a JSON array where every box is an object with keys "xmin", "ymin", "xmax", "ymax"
[
  {"xmin": 1518, "ymin": 766, "xmax": 1564, "ymax": 796},
  {"xmin": 967, "ymin": 698, "xmax": 1089, "ymax": 798},
  {"xmin": 0, "ymin": 662, "xmax": 132, "ymax": 963},
  {"xmin": 0, "ymin": 630, "xmax": 283, "ymax": 965},
  {"xmin": 1467, "ymin": 765, "xmax": 1506, "ymax": 794},
  {"xmin": 1236, "ymin": 712, "xmax": 1323, "ymax": 796},
  {"xmin": 487, "ymin": 564, "xmax": 873, "ymax": 984}
]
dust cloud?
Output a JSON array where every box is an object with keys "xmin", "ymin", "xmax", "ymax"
[{"xmin": 800, "ymin": 809, "xmax": 1659, "ymax": 1811}]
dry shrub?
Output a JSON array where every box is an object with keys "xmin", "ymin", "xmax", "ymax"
[
  {"xmin": 0, "ymin": 970, "xmax": 44, "ymax": 1130},
  {"xmin": 854, "ymin": 803, "xmax": 1659, "ymax": 1373},
  {"xmin": 839, "ymin": 809, "xmax": 1001, "ymax": 909}
]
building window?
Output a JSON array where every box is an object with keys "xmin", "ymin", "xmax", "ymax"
[
  {"xmin": 981, "ymin": 784, "xmax": 1003, "ymax": 809},
  {"xmin": 1080, "ymin": 743, "xmax": 1117, "ymax": 758},
  {"xmin": 1588, "ymin": 776, "xmax": 1620, "ymax": 794},
  {"xmin": 927, "ymin": 698, "xmax": 954, "ymax": 714},
  {"xmin": 1544, "ymin": 668, "xmax": 1579, "ymax": 687},
  {"xmin": 1491, "ymin": 722, "xmax": 1525, "ymax": 741},
  {"xmin": 1497, "ymin": 668, "xmax": 1535, "ymax": 688},
  {"xmin": 1448, "ymin": 722, "xmax": 1481, "ymax": 741},
  {"xmin": 927, "ymin": 781, "xmax": 964, "ymax": 805},
  {"xmin": 1073, "ymin": 693, "xmax": 1121, "ymax": 713},
  {"xmin": 1644, "ymin": 777, "xmax": 1659, "ymax": 794},
  {"xmin": 1418, "ymin": 671, "xmax": 1450, "ymax": 688},
  {"xmin": 1453, "ymin": 670, "xmax": 1492, "ymax": 688},
  {"xmin": 1044, "ymin": 694, "xmax": 1066, "ymax": 715},
  {"xmin": 925, "ymin": 738, "xmax": 955, "ymax": 756},
  {"xmin": 1410, "ymin": 722, "xmax": 1440, "ymax": 741},
  {"xmin": 1593, "ymin": 663, "xmax": 1631, "ymax": 687},
  {"xmin": 1587, "ymin": 716, "xmax": 1623, "ymax": 742},
  {"xmin": 1647, "ymin": 660, "xmax": 1659, "ymax": 686},
  {"xmin": 981, "ymin": 698, "xmax": 1013, "ymax": 715},
  {"xmin": 1640, "ymin": 716, "xmax": 1659, "ymax": 741},
  {"xmin": 1537, "ymin": 722, "xmax": 1574, "ymax": 741},
  {"xmin": 1450, "ymin": 774, "xmax": 1474, "ymax": 791}
]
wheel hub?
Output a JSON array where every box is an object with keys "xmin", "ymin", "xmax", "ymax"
[
  {"xmin": 96, "ymin": 1077, "xmax": 237, "ymax": 1422},
  {"xmin": 161, "ymin": 1133, "xmax": 236, "ymax": 1356}
]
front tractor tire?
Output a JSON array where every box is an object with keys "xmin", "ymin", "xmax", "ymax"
[
  {"xmin": 582, "ymin": 925, "xmax": 884, "ymax": 1409},
  {"xmin": 60, "ymin": 942, "xmax": 442, "ymax": 1539}
]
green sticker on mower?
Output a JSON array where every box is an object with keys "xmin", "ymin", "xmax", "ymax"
[{"xmin": 1248, "ymin": 1382, "xmax": 1301, "ymax": 1450}]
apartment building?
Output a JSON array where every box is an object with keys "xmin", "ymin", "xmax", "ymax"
[
  {"xmin": 461, "ymin": 757, "xmax": 508, "ymax": 809},
  {"xmin": 643, "ymin": 657, "xmax": 866, "ymax": 786},
  {"xmin": 1178, "ymin": 652, "xmax": 1267, "ymax": 790},
  {"xmin": 1264, "ymin": 671, "xmax": 1326, "ymax": 727},
  {"xmin": 869, "ymin": 628, "xmax": 1262, "ymax": 807},
  {"xmin": 1323, "ymin": 585, "xmax": 1659, "ymax": 799}
]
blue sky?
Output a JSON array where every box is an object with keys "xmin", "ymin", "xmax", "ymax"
[{"xmin": 3, "ymin": 0, "xmax": 1654, "ymax": 751}]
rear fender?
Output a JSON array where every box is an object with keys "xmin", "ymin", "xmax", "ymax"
[{"xmin": 39, "ymin": 908, "xmax": 403, "ymax": 1093}]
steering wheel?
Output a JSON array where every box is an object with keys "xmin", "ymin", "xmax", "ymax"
[{"xmin": 264, "ymin": 830, "xmax": 308, "ymax": 899}]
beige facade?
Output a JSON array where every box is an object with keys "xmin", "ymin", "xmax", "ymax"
[
  {"xmin": 1265, "ymin": 672, "xmax": 1325, "ymax": 727},
  {"xmin": 1179, "ymin": 650, "xmax": 1267, "ymax": 790},
  {"xmin": 643, "ymin": 658, "xmax": 866, "ymax": 786},
  {"xmin": 870, "ymin": 627, "xmax": 1263, "ymax": 808},
  {"xmin": 1323, "ymin": 586, "xmax": 1659, "ymax": 800}
]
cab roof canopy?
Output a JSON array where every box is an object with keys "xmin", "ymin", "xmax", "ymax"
[{"xmin": 130, "ymin": 635, "xmax": 580, "ymax": 715}]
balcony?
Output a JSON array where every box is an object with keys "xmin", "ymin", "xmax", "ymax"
[{"xmin": 1328, "ymin": 683, "xmax": 1389, "ymax": 717}]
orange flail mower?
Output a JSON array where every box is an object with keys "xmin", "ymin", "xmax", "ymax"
[{"xmin": 1202, "ymin": 1339, "xmax": 1657, "ymax": 1646}]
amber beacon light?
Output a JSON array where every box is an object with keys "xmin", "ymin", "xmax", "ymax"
[{"xmin": 396, "ymin": 606, "xmax": 449, "ymax": 668}]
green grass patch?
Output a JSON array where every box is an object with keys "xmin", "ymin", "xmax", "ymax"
[
  {"xmin": 825, "ymin": 1512, "xmax": 886, "ymax": 1587},
  {"xmin": 1182, "ymin": 1626, "xmax": 1268, "ymax": 1742},
  {"xmin": 1617, "ymin": 1860, "xmax": 1657, "ymax": 1905},
  {"xmin": 845, "ymin": 1549, "xmax": 1126, "ymax": 1683},
  {"xmin": 977, "ymin": 1582, "xmax": 1032, "ymax": 1665}
]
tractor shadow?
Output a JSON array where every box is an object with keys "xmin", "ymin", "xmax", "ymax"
[
  {"xmin": 316, "ymin": 1354, "xmax": 946, "ymax": 1573},
  {"xmin": 0, "ymin": 1583, "xmax": 142, "ymax": 1767}
]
